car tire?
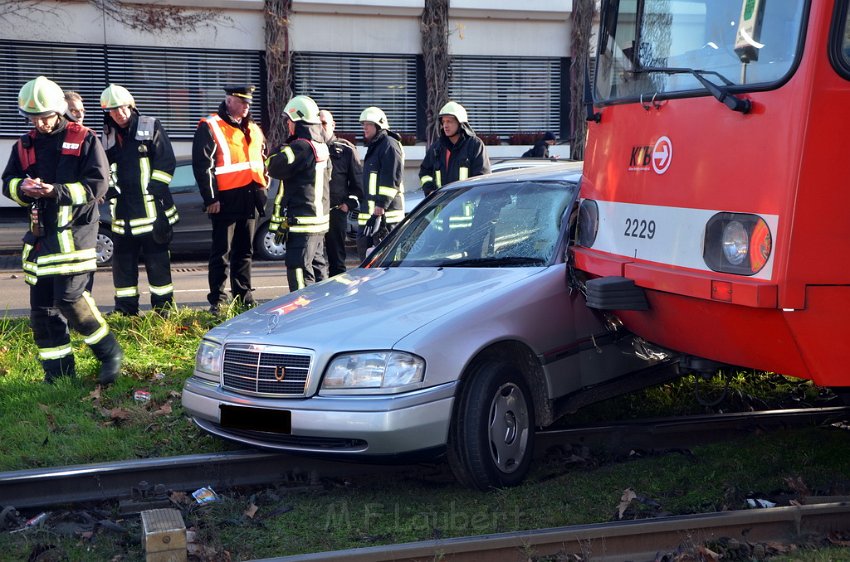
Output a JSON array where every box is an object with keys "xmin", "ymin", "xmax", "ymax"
[
  {"xmin": 447, "ymin": 358, "xmax": 535, "ymax": 490},
  {"xmin": 254, "ymin": 220, "xmax": 286, "ymax": 261},
  {"xmin": 96, "ymin": 227, "xmax": 115, "ymax": 267}
]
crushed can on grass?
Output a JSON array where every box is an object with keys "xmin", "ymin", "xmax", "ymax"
[
  {"xmin": 191, "ymin": 486, "xmax": 219, "ymax": 505},
  {"xmin": 134, "ymin": 390, "xmax": 152, "ymax": 403}
]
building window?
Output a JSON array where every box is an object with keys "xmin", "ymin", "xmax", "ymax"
[
  {"xmin": 292, "ymin": 52, "xmax": 418, "ymax": 139},
  {"xmin": 0, "ymin": 40, "xmax": 263, "ymax": 139},
  {"xmin": 449, "ymin": 55, "xmax": 563, "ymax": 140}
]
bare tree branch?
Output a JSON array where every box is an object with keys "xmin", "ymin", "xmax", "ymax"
[
  {"xmin": 421, "ymin": 0, "xmax": 450, "ymax": 145},
  {"xmin": 570, "ymin": 0, "xmax": 595, "ymax": 160},
  {"xmin": 264, "ymin": 0, "xmax": 293, "ymax": 149},
  {"xmin": 0, "ymin": 0, "xmax": 60, "ymax": 24},
  {"xmin": 89, "ymin": 0, "xmax": 230, "ymax": 34}
]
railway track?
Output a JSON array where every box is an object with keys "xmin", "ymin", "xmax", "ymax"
[
  {"xmin": 2, "ymin": 406, "xmax": 847, "ymax": 510},
  {"xmin": 264, "ymin": 501, "xmax": 850, "ymax": 562}
]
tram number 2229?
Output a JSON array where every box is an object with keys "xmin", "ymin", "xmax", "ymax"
[{"xmin": 624, "ymin": 218, "xmax": 656, "ymax": 240}]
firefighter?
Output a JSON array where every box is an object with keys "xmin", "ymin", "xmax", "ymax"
[
  {"xmin": 2, "ymin": 76, "xmax": 123, "ymax": 384},
  {"xmin": 266, "ymin": 95, "xmax": 331, "ymax": 292},
  {"xmin": 356, "ymin": 106, "xmax": 405, "ymax": 261},
  {"xmin": 419, "ymin": 101, "xmax": 491, "ymax": 197},
  {"xmin": 192, "ymin": 85, "xmax": 268, "ymax": 313},
  {"xmin": 319, "ymin": 109, "xmax": 363, "ymax": 276},
  {"xmin": 100, "ymin": 84, "xmax": 178, "ymax": 316}
]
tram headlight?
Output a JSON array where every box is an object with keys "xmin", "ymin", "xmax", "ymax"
[
  {"xmin": 722, "ymin": 221, "xmax": 748, "ymax": 265},
  {"xmin": 577, "ymin": 199, "xmax": 599, "ymax": 247},
  {"xmin": 703, "ymin": 213, "xmax": 772, "ymax": 275}
]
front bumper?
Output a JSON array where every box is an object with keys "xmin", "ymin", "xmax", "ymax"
[{"xmin": 182, "ymin": 376, "xmax": 457, "ymax": 456}]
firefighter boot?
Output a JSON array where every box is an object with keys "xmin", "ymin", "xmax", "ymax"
[
  {"xmin": 90, "ymin": 333, "xmax": 123, "ymax": 385},
  {"xmin": 43, "ymin": 355, "xmax": 77, "ymax": 384}
]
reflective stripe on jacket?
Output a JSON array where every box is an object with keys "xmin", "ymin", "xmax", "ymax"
[
  {"xmin": 266, "ymin": 126, "xmax": 331, "ymax": 235},
  {"xmin": 359, "ymin": 130, "xmax": 405, "ymax": 225}
]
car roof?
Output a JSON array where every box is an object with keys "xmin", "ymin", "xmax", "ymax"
[{"xmin": 460, "ymin": 160, "xmax": 584, "ymax": 186}]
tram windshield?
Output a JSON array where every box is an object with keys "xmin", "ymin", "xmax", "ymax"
[{"xmin": 595, "ymin": 0, "xmax": 806, "ymax": 102}]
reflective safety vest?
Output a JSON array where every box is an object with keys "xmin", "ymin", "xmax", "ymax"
[{"xmin": 200, "ymin": 114, "xmax": 267, "ymax": 190}]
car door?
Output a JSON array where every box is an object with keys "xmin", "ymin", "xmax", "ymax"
[{"xmin": 169, "ymin": 161, "xmax": 212, "ymax": 252}]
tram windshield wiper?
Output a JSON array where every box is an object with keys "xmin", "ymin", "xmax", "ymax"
[{"xmin": 633, "ymin": 66, "xmax": 751, "ymax": 114}]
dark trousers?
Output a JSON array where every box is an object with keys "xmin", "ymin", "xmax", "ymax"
[
  {"xmin": 30, "ymin": 272, "xmax": 115, "ymax": 379},
  {"xmin": 113, "ymin": 233, "xmax": 173, "ymax": 315},
  {"xmin": 209, "ymin": 215, "xmax": 255, "ymax": 306},
  {"xmin": 285, "ymin": 232, "xmax": 327, "ymax": 292},
  {"xmin": 325, "ymin": 207, "xmax": 349, "ymax": 276}
]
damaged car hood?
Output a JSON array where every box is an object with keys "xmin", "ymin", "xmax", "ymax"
[{"xmin": 206, "ymin": 266, "xmax": 546, "ymax": 349}]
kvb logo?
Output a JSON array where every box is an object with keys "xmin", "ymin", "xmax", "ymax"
[{"xmin": 652, "ymin": 136, "xmax": 672, "ymax": 174}]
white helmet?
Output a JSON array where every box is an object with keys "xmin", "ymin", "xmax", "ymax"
[
  {"xmin": 359, "ymin": 106, "xmax": 389, "ymax": 130},
  {"xmin": 439, "ymin": 101, "xmax": 468, "ymax": 124}
]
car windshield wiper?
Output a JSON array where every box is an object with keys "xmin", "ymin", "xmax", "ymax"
[
  {"xmin": 439, "ymin": 256, "xmax": 547, "ymax": 268},
  {"xmin": 633, "ymin": 66, "xmax": 751, "ymax": 114}
]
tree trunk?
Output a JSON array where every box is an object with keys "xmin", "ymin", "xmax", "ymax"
[
  {"xmin": 421, "ymin": 0, "xmax": 450, "ymax": 145},
  {"xmin": 264, "ymin": 0, "xmax": 293, "ymax": 150},
  {"xmin": 570, "ymin": 0, "xmax": 595, "ymax": 160}
]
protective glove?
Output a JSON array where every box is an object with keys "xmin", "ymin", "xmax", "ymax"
[
  {"xmin": 362, "ymin": 214, "xmax": 383, "ymax": 238},
  {"xmin": 274, "ymin": 217, "xmax": 290, "ymax": 245}
]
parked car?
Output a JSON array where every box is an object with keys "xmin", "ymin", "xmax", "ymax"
[
  {"xmin": 181, "ymin": 162, "xmax": 678, "ymax": 490},
  {"xmin": 96, "ymin": 157, "xmax": 284, "ymax": 266},
  {"xmin": 490, "ymin": 156, "xmax": 568, "ymax": 173}
]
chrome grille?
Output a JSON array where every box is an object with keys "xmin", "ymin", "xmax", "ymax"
[{"xmin": 222, "ymin": 345, "xmax": 312, "ymax": 396}]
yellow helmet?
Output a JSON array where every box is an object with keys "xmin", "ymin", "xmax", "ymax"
[
  {"xmin": 439, "ymin": 101, "xmax": 468, "ymax": 124},
  {"xmin": 18, "ymin": 76, "xmax": 67, "ymax": 118},
  {"xmin": 283, "ymin": 95, "xmax": 321, "ymax": 124},
  {"xmin": 359, "ymin": 107, "xmax": 389, "ymax": 130},
  {"xmin": 100, "ymin": 84, "xmax": 135, "ymax": 110}
]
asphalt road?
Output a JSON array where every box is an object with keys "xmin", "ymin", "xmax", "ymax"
[{"xmin": 0, "ymin": 258, "xmax": 297, "ymax": 318}]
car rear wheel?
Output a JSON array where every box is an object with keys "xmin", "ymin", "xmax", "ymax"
[
  {"xmin": 96, "ymin": 227, "xmax": 115, "ymax": 266},
  {"xmin": 447, "ymin": 359, "xmax": 535, "ymax": 490},
  {"xmin": 254, "ymin": 220, "xmax": 286, "ymax": 261}
]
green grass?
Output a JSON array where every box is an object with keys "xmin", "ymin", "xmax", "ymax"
[{"xmin": 0, "ymin": 309, "xmax": 849, "ymax": 561}]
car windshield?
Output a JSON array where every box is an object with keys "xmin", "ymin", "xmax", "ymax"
[
  {"xmin": 369, "ymin": 180, "xmax": 577, "ymax": 268},
  {"xmin": 595, "ymin": 0, "xmax": 805, "ymax": 102}
]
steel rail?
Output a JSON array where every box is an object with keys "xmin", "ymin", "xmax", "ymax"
[
  {"xmin": 257, "ymin": 502, "xmax": 850, "ymax": 562},
  {"xmin": 1, "ymin": 406, "xmax": 847, "ymax": 509}
]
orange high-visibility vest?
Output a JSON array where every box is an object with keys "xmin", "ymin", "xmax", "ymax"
[{"xmin": 201, "ymin": 114, "xmax": 266, "ymax": 190}]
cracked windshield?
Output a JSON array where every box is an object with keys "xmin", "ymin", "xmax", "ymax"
[
  {"xmin": 373, "ymin": 181, "xmax": 575, "ymax": 268},
  {"xmin": 596, "ymin": 0, "xmax": 805, "ymax": 101}
]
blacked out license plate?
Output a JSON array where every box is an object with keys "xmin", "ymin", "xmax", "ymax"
[{"xmin": 220, "ymin": 405, "xmax": 292, "ymax": 434}]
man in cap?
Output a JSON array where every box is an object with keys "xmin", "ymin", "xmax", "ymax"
[
  {"xmin": 357, "ymin": 106, "xmax": 405, "ymax": 261},
  {"xmin": 522, "ymin": 131, "xmax": 558, "ymax": 159},
  {"xmin": 101, "ymin": 83, "xmax": 178, "ymax": 316},
  {"xmin": 319, "ymin": 109, "xmax": 363, "ymax": 276},
  {"xmin": 266, "ymin": 95, "xmax": 331, "ymax": 292},
  {"xmin": 2, "ymin": 76, "xmax": 123, "ymax": 385},
  {"xmin": 192, "ymin": 85, "xmax": 268, "ymax": 313},
  {"xmin": 419, "ymin": 101, "xmax": 491, "ymax": 197}
]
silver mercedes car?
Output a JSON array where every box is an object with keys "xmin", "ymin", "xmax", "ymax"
[{"xmin": 182, "ymin": 162, "xmax": 676, "ymax": 489}]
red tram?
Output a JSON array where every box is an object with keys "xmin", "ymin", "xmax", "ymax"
[{"xmin": 573, "ymin": 0, "xmax": 850, "ymax": 393}]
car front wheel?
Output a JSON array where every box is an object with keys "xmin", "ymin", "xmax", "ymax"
[
  {"xmin": 96, "ymin": 227, "xmax": 115, "ymax": 266},
  {"xmin": 447, "ymin": 359, "xmax": 535, "ymax": 490},
  {"xmin": 254, "ymin": 220, "xmax": 285, "ymax": 261}
]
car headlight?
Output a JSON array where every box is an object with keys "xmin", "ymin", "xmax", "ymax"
[
  {"xmin": 321, "ymin": 351, "xmax": 425, "ymax": 394},
  {"xmin": 195, "ymin": 339, "xmax": 223, "ymax": 382},
  {"xmin": 703, "ymin": 212, "xmax": 772, "ymax": 275}
]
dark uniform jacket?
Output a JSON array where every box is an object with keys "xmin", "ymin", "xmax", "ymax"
[
  {"xmin": 328, "ymin": 136, "xmax": 364, "ymax": 210},
  {"xmin": 266, "ymin": 122, "xmax": 331, "ymax": 235},
  {"xmin": 522, "ymin": 139, "xmax": 550, "ymax": 158},
  {"xmin": 419, "ymin": 125, "xmax": 490, "ymax": 196},
  {"xmin": 103, "ymin": 111, "xmax": 178, "ymax": 236},
  {"xmin": 359, "ymin": 129, "xmax": 405, "ymax": 225},
  {"xmin": 192, "ymin": 102, "xmax": 266, "ymax": 219},
  {"xmin": 2, "ymin": 118, "xmax": 109, "ymax": 283}
]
